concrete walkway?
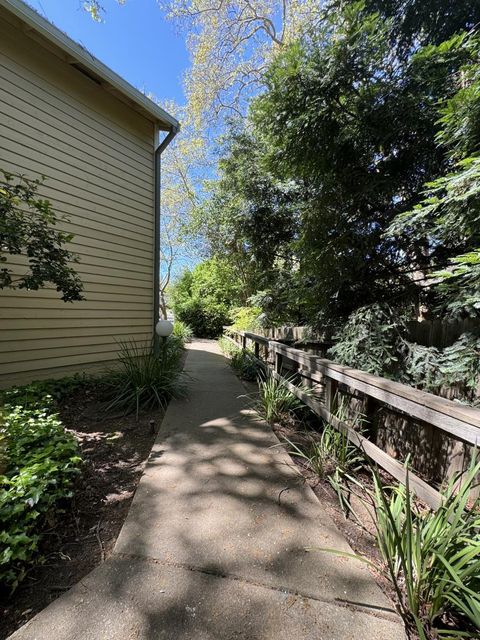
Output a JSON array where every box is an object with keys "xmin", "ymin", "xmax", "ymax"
[{"xmin": 10, "ymin": 341, "xmax": 405, "ymax": 640}]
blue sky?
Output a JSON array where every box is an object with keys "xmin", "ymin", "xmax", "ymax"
[{"xmin": 27, "ymin": 0, "xmax": 189, "ymax": 105}]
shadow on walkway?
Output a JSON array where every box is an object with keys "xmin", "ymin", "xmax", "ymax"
[{"xmin": 10, "ymin": 342, "xmax": 405, "ymax": 640}]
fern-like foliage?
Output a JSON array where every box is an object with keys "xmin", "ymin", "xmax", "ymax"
[{"xmin": 328, "ymin": 305, "xmax": 480, "ymax": 405}]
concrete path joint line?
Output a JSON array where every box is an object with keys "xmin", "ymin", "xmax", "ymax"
[{"xmin": 114, "ymin": 551, "xmax": 400, "ymax": 622}]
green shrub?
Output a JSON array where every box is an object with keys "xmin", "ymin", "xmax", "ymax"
[
  {"xmin": 0, "ymin": 405, "xmax": 81, "ymax": 590},
  {"xmin": 173, "ymin": 320, "xmax": 193, "ymax": 344},
  {"xmin": 328, "ymin": 304, "xmax": 403, "ymax": 378},
  {"xmin": 175, "ymin": 298, "xmax": 231, "ymax": 338},
  {"xmin": 230, "ymin": 306, "xmax": 262, "ymax": 331},
  {"xmin": 230, "ymin": 349, "xmax": 263, "ymax": 381},
  {"xmin": 255, "ymin": 372, "xmax": 305, "ymax": 424},
  {"xmin": 103, "ymin": 338, "xmax": 186, "ymax": 419},
  {"xmin": 218, "ymin": 336, "xmax": 240, "ymax": 358},
  {"xmin": 0, "ymin": 373, "xmax": 94, "ymax": 410}
]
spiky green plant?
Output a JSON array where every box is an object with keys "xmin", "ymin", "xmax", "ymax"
[
  {"xmin": 284, "ymin": 423, "xmax": 364, "ymax": 479},
  {"xmin": 372, "ymin": 460, "xmax": 480, "ymax": 638},
  {"xmin": 217, "ymin": 336, "xmax": 240, "ymax": 358},
  {"xmin": 173, "ymin": 320, "xmax": 193, "ymax": 344},
  {"xmin": 314, "ymin": 457, "xmax": 480, "ymax": 639},
  {"xmin": 230, "ymin": 349, "xmax": 264, "ymax": 381},
  {"xmin": 255, "ymin": 371, "xmax": 305, "ymax": 424},
  {"xmin": 103, "ymin": 338, "xmax": 186, "ymax": 419}
]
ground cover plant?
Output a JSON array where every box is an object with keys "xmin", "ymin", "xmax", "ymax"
[
  {"xmin": 218, "ymin": 336, "xmax": 264, "ymax": 381},
  {"xmin": 0, "ymin": 374, "xmax": 95, "ymax": 410},
  {"xmin": 0, "ymin": 401, "xmax": 81, "ymax": 592},
  {"xmin": 0, "ymin": 382, "xmax": 164, "ymax": 638},
  {"xmin": 0, "ymin": 335, "xmax": 189, "ymax": 636}
]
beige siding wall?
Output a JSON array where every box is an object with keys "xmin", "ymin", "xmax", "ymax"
[{"xmin": 0, "ymin": 15, "xmax": 156, "ymax": 386}]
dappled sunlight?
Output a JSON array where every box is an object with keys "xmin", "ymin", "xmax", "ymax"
[
  {"xmin": 9, "ymin": 343, "xmax": 404, "ymax": 640},
  {"xmin": 114, "ymin": 345, "xmax": 398, "ymax": 615}
]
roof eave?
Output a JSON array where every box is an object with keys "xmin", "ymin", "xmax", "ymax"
[{"xmin": 0, "ymin": 0, "xmax": 179, "ymax": 132}]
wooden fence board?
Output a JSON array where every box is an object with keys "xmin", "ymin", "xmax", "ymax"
[{"xmin": 224, "ymin": 328, "xmax": 480, "ymax": 508}]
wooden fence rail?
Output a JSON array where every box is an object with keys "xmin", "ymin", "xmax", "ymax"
[{"xmin": 223, "ymin": 328, "xmax": 480, "ymax": 509}]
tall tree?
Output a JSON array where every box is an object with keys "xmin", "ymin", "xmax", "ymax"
[
  {"xmin": 158, "ymin": 104, "xmax": 208, "ymax": 317},
  {"xmin": 159, "ymin": 0, "xmax": 323, "ymax": 129},
  {"xmin": 388, "ymin": 33, "xmax": 480, "ymax": 318},
  {"xmin": 85, "ymin": 0, "xmax": 323, "ymax": 129},
  {"xmin": 247, "ymin": 1, "xmax": 478, "ymax": 324}
]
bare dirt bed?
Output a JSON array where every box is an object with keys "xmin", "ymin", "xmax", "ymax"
[{"xmin": 0, "ymin": 387, "xmax": 162, "ymax": 640}]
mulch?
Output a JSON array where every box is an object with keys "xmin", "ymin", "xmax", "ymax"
[{"xmin": 0, "ymin": 387, "xmax": 162, "ymax": 640}]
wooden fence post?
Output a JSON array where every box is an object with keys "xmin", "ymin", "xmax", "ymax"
[
  {"xmin": 363, "ymin": 396, "xmax": 377, "ymax": 439},
  {"xmin": 275, "ymin": 351, "xmax": 283, "ymax": 375},
  {"xmin": 325, "ymin": 377, "xmax": 338, "ymax": 417}
]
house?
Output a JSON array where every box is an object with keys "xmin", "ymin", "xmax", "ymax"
[{"xmin": 0, "ymin": 0, "xmax": 179, "ymax": 386}]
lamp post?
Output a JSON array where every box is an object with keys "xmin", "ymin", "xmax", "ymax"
[{"xmin": 155, "ymin": 320, "xmax": 173, "ymax": 354}]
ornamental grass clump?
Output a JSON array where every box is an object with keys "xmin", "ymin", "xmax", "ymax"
[
  {"xmin": 173, "ymin": 320, "xmax": 193, "ymax": 345},
  {"xmin": 217, "ymin": 335, "xmax": 240, "ymax": 357},
  {"xmin": 103, "ymin": 338, "xmax": 186, "ymax": 419},
  {"xmin": 315, "ymin": 457, "xmax": 480, "ymax": 639},
  {"xmin": 284, "ymin": 423, "xmax": 364, "ymax": 480},
  {"xmin": 0, "ymin": 374, "xmax": 94, "ymax": 410},
  {"xmin": 372, "ymin": 460, "xmax": 480, "ymax": 639},
  {"xmin": 0, "ymin": 404, "xmax": 81, "ymax": 590},
  {"xmin": 230, "ymin": 349, "xmax": 264, "ymax": 381},
  {"xmin": 255, "ymin": 371, "xmax": 305, "ymax": 425}
]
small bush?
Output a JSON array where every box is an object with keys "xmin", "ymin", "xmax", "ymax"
[
  {"xmin": 0, "ymin": 405, "xmax": 81, "ymax": 590},
  {"xmin": 255, "ymin": 372, "xmax": 305, "ymax": 424},
  {"xmin": 173, "ymin": 320, "xmax": 193, "ymax": 344},
  {"xmin": 230, "ymin": 306, "xmax": 262, "ymax": 331},
  {"xmin": 175, "ymin": 298, "xmax": 231, "ymax": 338},
  {"xmin": 218, "ymin": 336, "xmax": 240, "ymax": 358},
  {"xmin": 103, "ymin": 338, "xmax": 186, "ymax": 418},
  {"xmin": 230, "ymin": 349, "xmax": 264, "ymax": 381},
  {"xmin": 0, "ymin": 373, "xmax": 94, "ymax": 410}
]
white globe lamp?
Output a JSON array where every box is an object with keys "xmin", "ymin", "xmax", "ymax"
[{"xmin": 156, "ymin": 319, "xmax": 174, "ymax": 339}]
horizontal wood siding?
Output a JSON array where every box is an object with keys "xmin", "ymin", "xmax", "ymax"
[{"xmin": 0, "ymin": 14, "xmax": 156, "ymax": 386}]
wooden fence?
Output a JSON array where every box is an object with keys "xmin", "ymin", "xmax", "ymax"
[
  {"xmin": 262, "ymin": 318, "xmax": 480, "ymax": 349},
  {"xmin": 224, "ymin": 328, "xmax": 480, "ymax": 508}
]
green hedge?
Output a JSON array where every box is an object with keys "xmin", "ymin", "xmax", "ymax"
[
  {"xmin": 0, "ymin": 401, "xmax": 81, "ymax": 590},
  {"xmin": 175, "ymin": 298, "xmax": 231, "ymax": 338}
]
